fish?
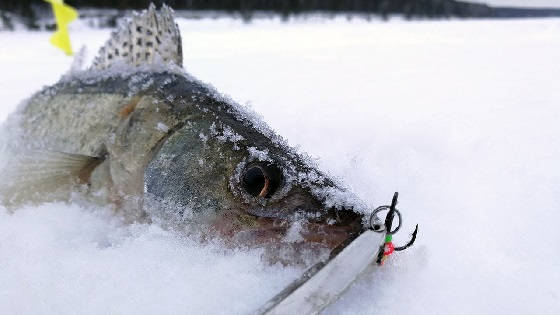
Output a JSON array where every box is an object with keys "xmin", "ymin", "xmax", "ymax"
[{"xmin": 0, "ymin": 4, "xmax": 369, "ymax": 264}]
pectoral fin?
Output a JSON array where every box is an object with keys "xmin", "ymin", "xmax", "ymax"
[{"xmin": 0, "ymin": 150, "xmax": 103, "ymax": 207}]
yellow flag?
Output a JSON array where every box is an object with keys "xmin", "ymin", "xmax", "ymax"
[{"xmin": 44, "ymin": 0, "xmax": 78, "ymax": 55}]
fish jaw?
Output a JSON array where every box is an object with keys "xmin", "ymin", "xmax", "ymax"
[{"xmin": 211, "ymin": 202, "xmax": 364, "ymax": 260}]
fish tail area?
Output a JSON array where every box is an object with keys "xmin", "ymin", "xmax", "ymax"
[
  {"xmin": 91, "ymin": 3, "xmax": 182, "ymax": 70},
  {"xmin": 0, "ymin": 150, "xmax": 103, "ymax": 208}
]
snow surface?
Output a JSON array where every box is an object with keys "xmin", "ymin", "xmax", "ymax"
[{"xmin": 1, "ymin": 17, "xmax": 560, "ymax": 314}]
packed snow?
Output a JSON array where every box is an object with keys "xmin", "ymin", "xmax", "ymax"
[{"xmin": 1, "ymin": 16, "xmax": 559, "ymax": 314}]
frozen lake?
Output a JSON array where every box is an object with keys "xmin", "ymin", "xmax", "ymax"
[{"xmin": 1, "ymin": 16, "xmax": 559, "ymax": 314}]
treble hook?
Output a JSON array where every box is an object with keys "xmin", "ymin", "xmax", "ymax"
[
  {"xmin": 385, "ymin": 192, "xmax": 418, "ymax": 251},
  {"xmin": 371, "ymin": 192, "xmax": 418, "ymax": 264},
  {"xmin": 394, "ymin": 224, "xmax": 418, "ymax": 251}
]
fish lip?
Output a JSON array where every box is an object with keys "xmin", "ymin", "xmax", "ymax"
[
  {"xmin": 234, "ymin": 208, "xmax": 365, "ymax": 251},
  {"xmin": 298, "ymin": 212, "xmax": 364, "ymax": 249}
]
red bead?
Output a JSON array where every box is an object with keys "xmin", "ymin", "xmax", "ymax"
[{"xmin": 384, "ymin": 242, "xmax": 395, "ymax": 255}]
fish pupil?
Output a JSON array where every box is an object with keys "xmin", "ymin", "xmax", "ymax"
[{"xmin": 242, "ymin": 167, "xmax": 267, "ymax": 197}]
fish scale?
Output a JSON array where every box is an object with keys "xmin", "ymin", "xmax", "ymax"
[{"xmin": 2, "ymin": 4, "xmax": 368, "ymax": 268}]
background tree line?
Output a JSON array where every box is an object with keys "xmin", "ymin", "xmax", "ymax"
[{"xmin": 2, "ymin": 0, "xmax": 560, "ymax": 30}]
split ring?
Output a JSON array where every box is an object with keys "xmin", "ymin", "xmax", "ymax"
[{"xmin": 369, "ymin": 205, "xmax": 402, "ymax": 234}]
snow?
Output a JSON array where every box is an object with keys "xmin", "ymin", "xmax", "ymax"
[
  {"xmin": 1, "ymin": 16, "xmax": 560, "ymax": 314},
  {"xmin": 0, "ymin": 202, "xmax": 298, "ymax": 314}
]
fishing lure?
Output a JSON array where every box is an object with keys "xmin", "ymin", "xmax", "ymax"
[{"xmin": 370, "ymin": 192, "xmax": 418, "ymax": 265}]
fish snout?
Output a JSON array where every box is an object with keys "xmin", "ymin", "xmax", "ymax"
[{"xmin": 293, "ymin": 205, "xmax": 364, "ymax": 250}]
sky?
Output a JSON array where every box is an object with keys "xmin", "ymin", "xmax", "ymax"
[{"xmin": 483, "ymin": 0, "xmax": 560, "ymax": 7}]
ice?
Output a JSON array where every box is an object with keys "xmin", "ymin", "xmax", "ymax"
[{"xmin": 1, "ymin": 16, "xmax": 560, "ymax": 315}]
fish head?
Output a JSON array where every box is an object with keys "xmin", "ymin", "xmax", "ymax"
[
  {"xmin": 80, "ymin": 4, "xmax": 366, "ymax": 263},
  {"xmin": 143, "ymin": 82, "xmax": 365, "ymax": 262}
]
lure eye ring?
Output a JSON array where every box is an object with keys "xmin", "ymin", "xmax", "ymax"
[{"xmin": 369, "ymin": 205, "xmax": 402, "ymax": 234}]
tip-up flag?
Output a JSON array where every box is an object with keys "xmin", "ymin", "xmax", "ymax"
[{"xmin": 44, "ymin": 0, "xmax": 78, "ymax": 55}]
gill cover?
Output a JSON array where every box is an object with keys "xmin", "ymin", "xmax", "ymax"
[{"xmin": 143, "ymin": 117, "xmax": 242, "ymax": 221}]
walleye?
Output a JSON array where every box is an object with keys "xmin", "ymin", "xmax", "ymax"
[{"xmin": 1, "ymin": 5, "xmax": 368, "ymax": 263}]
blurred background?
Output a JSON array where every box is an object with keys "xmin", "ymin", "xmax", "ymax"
[{"xmin": 2, "ymin": 0, "xmax": 560, "ymax": 30}]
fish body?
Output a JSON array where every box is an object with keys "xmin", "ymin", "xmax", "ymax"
[{"xmin": 2, "ymin": 5, "xmax": 366, "ymax": 262}]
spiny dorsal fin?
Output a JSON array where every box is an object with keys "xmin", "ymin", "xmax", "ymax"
[{"xmin": 91, "ymin": 3, "xmax": 182, "ymax": 70}]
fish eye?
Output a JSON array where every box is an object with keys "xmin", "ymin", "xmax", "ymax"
[{"xmin": 242, "ymin": 163, "xmax": 281, "ymax": 198}]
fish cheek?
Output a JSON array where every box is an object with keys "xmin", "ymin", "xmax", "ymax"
[{"xmin": 144, "ymin": 121, "xmax": 245, "ymax": 223}]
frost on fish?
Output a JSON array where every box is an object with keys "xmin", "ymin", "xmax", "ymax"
[
  {"xmin": 5, "ymin": 66, "xmax": 368, "ymax": 221},
  {"xmin": 1, "ymin": 4, "xmax": 368, "ymax": 265},
  {"xmin": 156, "ymin": 122, "xmax": 169, "ymax": 133}
]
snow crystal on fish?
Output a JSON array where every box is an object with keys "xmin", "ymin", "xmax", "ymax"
[
  {"xmin": 247, "ymin": 147, "xmax": 272, "ymax": 162},
  {"xmin": 156, "ymin": 122, "xmax": 169, "ymax": 133}
]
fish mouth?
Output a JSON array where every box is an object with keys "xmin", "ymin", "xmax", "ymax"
[
  {"xmin": 229, "ymin": 207, "xmax": 364, "ymax": 257},
  {"xmin": 299, "ymin": 210, "xmax": 364, "ymax": 249}
]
